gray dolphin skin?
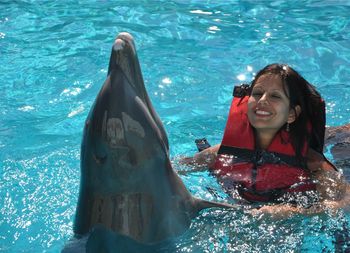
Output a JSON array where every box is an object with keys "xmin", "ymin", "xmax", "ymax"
[
  {"xmin": 325, "ymin": 124, "xmax": 350, "ymax": 162},
  {"xmin": 73, "ymin": 32, "xmax": 233, "ymax": 245}
]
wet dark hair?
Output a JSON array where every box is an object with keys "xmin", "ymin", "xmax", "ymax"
[{"xmin": 250, "ymin": 63, "xmax": 325, "ymax": 168}]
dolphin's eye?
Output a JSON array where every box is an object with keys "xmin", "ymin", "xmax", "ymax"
[
  {"xmin": 93, "ymin": 154, "xmax": 107, "ymax": 165},
  {"xmin": 92, "ymin": 137, "xmax": 108, "ymax": 165}
]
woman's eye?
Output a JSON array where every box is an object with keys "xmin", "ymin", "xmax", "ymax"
[
  {"xmin": 271, "ymin": 93, "xmax": 281, "ymax": 99},
  {"xmin": 252, "ymin": 92, "xmax": 262, "ymax": 97}
]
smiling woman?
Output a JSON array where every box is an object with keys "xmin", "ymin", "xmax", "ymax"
[{"xmin": 183, "ymin": 63, "xmax": 348, "ymax": 208}]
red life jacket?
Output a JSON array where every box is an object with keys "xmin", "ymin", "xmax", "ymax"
[{"xmin": 211, "ymin": 85, "xmax": 317, "ymax": 203}]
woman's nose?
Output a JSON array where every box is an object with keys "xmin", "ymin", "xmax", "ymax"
[{"xmin": 257, "ymin": 93, "xmax": 269, "ymax": 104}]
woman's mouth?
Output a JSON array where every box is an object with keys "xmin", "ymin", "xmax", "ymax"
[{"xmin": 255, "ymin": 110, "xmax": 272, "ymax": 116}]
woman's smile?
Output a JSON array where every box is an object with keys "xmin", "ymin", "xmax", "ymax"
[{"xmin": 255, "ymin": 109, "xmax": 273, "ymax": 117}]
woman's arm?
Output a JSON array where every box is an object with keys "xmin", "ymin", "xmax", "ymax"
[{"xmin": 178, "ymin": 144, "xmax": 220, "ymax": 173}]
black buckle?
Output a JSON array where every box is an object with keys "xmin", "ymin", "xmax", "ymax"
[
  {"xmin": 195, "ymin": 138, "xmax": 211, "ymax": 152},
  {"xmin": 233, "ymin": 84, "xmax": 251, "ymax": 97}
]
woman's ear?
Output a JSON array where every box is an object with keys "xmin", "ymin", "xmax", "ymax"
[{"xmin": 287, "ymin": 105, "xmax": 301, "ymax": 124}]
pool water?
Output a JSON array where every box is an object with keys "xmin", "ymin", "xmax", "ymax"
[{"xmin": 1, "ymin": 1, "xmax": 350, "ymax": 252}]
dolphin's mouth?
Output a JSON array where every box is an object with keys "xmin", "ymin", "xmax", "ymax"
[
  {"xmin": 114, "ymin": 32, "xmax": 135, "ymax": 52},
  {"xmin": 111, "ymin": 34, "xmax": 138, "ymax": 91}
]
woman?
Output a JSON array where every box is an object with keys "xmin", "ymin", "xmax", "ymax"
[{"xmin": 183, "ymin": 64, "xmax": 347, "ymax": 210}]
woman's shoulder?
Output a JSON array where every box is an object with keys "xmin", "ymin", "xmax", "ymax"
[
  {"xmin": 307, "ymin": 148, "xmax": 337, "ymax": 173},
  {"xmin": 307, "ymin": 148, "xmax": 348, "ymax": 201}
]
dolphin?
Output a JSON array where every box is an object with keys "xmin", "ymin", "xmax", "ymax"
[
  {"xmin": 325, "ymin": 124, "xmax": 350, "ymax": 163},
  {"xmin": 72, "ymin": 32, "xmax": 233, "ymax": 246}
]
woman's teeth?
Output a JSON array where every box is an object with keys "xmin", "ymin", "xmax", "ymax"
[{"xmin": 256, "ymin": 110, "xmax": 271, "ymax": 116}]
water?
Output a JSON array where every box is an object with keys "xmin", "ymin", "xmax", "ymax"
[{"xmin": 1, "ymin": 0, "xmax": 350, "ymax": 252}]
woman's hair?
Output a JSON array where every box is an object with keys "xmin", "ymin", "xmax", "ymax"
[{"xmin": 250, "ymin": 63, "xmax": 325, "ymax": 167}]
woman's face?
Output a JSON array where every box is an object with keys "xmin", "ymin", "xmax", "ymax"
[{"xmin": 247, "ymin": 74, "xmax": 293, "ymax": 136}]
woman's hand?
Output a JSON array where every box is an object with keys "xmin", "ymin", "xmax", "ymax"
[
  {"xmin": 313, "ymin": 168, "xmax": 348, "ymax": 201},
  {"xmin": 178, "ymin": 144, "xmax": 220, "ymax": 168}
]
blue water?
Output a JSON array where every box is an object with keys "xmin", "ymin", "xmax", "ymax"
[{"xmin": 1, "ymin": 0, "xmax": 350, "ymax": 252}]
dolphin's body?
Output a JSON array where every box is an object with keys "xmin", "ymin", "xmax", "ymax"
[{"xmin": 73, "ymin": 32, "xmax": 232, "ymax": 247}]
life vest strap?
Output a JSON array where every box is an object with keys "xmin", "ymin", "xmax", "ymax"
[
  {"xmin": 233, "ymin": 84, "xmax": 251, "ymax": 97},
  {"xmin": 218, "ymin": 145, "xmax": 306, "ymax": 168}
]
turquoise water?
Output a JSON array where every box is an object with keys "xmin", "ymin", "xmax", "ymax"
[{"xmin": 1, "ymin": 0, "xmax": 350, "ymax": 252}]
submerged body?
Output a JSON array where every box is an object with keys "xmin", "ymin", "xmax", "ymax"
[{"xmin": 67, "ymin": 33, "xmax": 232, "ymax": 251}]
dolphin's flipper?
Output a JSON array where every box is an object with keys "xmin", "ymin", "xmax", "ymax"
[{"xmin": 72, "ymin": 32, "xmax": 234, "ymax": 246}]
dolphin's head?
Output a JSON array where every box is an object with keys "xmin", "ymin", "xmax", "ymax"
[{"xmin": 80, "ymin": 32, "xmax": 169, "ymax": 193}]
